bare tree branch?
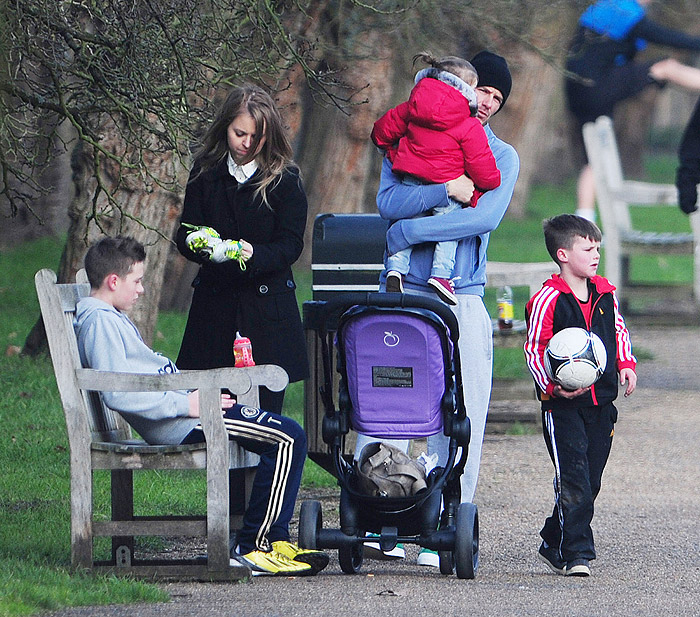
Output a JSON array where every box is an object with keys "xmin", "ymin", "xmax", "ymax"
[{"xmin": 1, "ymin": 0, "xmax": 392, "ymax": 220}]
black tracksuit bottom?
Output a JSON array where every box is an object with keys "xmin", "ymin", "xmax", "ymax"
[{"xmin": 540, "ymin": 402, "xmax": 618, "ymax": 563}]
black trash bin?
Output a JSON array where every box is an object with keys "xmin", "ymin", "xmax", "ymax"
[{"xmin": 304, "ymin": 213, "xmax": 390, "ymax": 473}]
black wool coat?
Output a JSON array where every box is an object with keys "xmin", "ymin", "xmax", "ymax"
[{"xmin": 175, "ymin": 160, "xmax": 309, "ymax": 383}]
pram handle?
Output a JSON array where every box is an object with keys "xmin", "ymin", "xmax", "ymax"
[{"xmin": 314, "ymin": 292, "xmax": 460, "ymax": 344}]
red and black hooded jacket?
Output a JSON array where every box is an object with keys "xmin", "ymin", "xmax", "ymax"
[{"xmin": 524, "ymin": 274, "xmax": 636, "ymax": 410}]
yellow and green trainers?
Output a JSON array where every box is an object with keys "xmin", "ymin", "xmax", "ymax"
[
  {"xmin": 272, "ymin": 541, "xmax": 330, "ymax": 575},
  {"xmin": 233, "ymin": 549, "xmax": 313, "ymax": 577}
]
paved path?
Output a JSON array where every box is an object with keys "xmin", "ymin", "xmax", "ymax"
[{"xmin": 47, "ymin": 326, "xmax": 700, "ymax": 617}]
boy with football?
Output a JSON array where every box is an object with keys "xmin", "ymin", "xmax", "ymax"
[
  {"xmin": 524, "ymin": 214, "xmax": 637, "ymax": 577},
  {"xmin": 74, "ymin": 236, "xmax": 329, "ymax": 577}
]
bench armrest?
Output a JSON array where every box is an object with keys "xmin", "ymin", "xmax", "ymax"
[
  {"xmin": 75, "ymin": 367, "xmax": 254, "ymax": 443},
  {"xmin": 75, "ymin": 367, "xmax": 253, "ymax": 394}
]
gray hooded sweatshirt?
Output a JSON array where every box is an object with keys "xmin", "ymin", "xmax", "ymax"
[{"xmin": 74, "ymin": 296, "xmax": 200, "ymax": 445}]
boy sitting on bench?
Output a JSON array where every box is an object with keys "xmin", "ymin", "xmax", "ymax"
[{"xmin": 74, "ymin": 235, "xmax": 328, "ymax": 577}]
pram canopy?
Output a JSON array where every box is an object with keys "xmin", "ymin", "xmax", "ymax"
[{"xmin": 337, "ymin": 305, "xmax": 454, "ymax": 439}]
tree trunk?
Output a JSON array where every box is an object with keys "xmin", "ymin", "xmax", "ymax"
[
  {"xmin": 24, "ymin": 118, "xmax": 188, "ymax": 354},
  {"xmin": 1, "ymin": 119, "xmax": 75, "ymax": 250},
  {"xmin": 296, "ymin": 30, "xmax": 396, "ymax": 267},
  {"xmin": 159, "ymin": 248, "xmax": 198, "ymax": 312},
  {"xmin": 485, "ymin": 25, "xmax": 568, "ymax": 219}
]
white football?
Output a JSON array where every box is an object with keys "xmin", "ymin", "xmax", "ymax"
[{"xmin": 544, "ymin": 327, "xmax": 607, "ymax": 391}]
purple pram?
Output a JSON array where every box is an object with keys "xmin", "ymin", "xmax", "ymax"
[
  {"xmin": 340, "ymin": 307, "xmax": 450, "ymax": 438},
  {"xmin": 298, "ymin": 292, "xmax": 479, "ymax": 579}
]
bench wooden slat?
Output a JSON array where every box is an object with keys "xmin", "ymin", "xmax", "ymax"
[{"xmin": 94, "ymin": 519, "xmax": 208, "ymax": 536}]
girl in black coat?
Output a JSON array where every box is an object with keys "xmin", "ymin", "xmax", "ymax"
[{"xmin": 175, "ymin": 84, "xmax": 309, "ymax": 414}]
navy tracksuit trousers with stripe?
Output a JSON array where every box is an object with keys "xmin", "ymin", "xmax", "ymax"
[
  {"xmin": 540, "ymin": 402, "xmax": 617, "ymax": 563},
  {"xmin": 183, "ymin": 403, "xmax": 306, "ymax": 554}
]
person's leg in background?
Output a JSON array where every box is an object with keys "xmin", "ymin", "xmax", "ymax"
[
  {"xmin": 568, "ymin": 58, "xmax": 700, "ymax": 222},
  {"xmin": 676, "ymin": 95, "xmax": 700, "ymax": 214},
  {"xmin": 259, "ymin": 387, "xmax": 285, "ymax": 415},
  {"xmin": 353, "ymin": 434, "xmax": 409, "ymax": 560},
  {"xmin": 576, "ymin": 164, "xmax": 597, "ymax": 222},
  {"xmin": 446, "ymin": 294, "xmax": 493, "ymax": 503}
]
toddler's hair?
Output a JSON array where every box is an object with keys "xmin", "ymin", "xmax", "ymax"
[
  {"xmin": 413, "ymin": 52, "xmax": 478, "ymax": 87},
  {"xmin": 543, "ymin": 214, "xmax": 602, "ymax": 265},
  {"xmin": 84, "ymin": 236, "xmax": 146, "ymax": 289}
]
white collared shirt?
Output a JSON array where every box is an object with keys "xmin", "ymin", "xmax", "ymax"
[{"xmin": 227, "ymin": 154, "xmax": 258, "ymax": 183}]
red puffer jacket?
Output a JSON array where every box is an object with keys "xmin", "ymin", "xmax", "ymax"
[{"xmin": 371, "ymin": 73, "xmax": 500, "ymax": 207}]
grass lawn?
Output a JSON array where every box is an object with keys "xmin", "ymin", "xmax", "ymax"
[
  {"xmin": 0, "ymin": 156, "xmax": 690, "ymax": 615},
  {"xmin": 0, "ymin": 237, "xmax": 171, "ymax": 616}
]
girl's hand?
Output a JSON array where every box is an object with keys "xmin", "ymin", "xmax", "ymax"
[
  {"xmin": 210, "ymin": 240, "xmax": 251, "ymax": 268},
  {"xmin": 239, "ymin": 239, "xmax": 253, "ymax": 260}
]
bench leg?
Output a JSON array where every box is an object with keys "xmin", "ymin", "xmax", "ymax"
[
  {"xmin": 111, "ymin": 469, "xmax": 134, "ymax": 566},
  {"xmin": 71, "ymin": 453, "xmax": 93, "ymax": 570},
  {"xmin": 227, "ymin": 468, "xmax": 257, "ymax": 546}
]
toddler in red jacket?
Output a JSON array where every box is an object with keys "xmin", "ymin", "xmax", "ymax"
[{"xmin": 372, "ymin": 52, "xmax": 501, "ymax": 305}]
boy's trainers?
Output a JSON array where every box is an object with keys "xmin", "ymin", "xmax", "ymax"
[
  {"xmin": 428, "ymin": 277, "xmax": 458, "ymax": 305},
  {"xmin": 538, "ymin": 542, "xmax": 566, "ymax": 575},
  {"xmin": 363, "ymin": 534, "xmax": 405, "ymax": 560},
  {"xmin": 417, "ymin": 548, "xmax": 439, "ymax": 567},
  {"xmin": 566, "ymin": 558, "xmax": 591, "ymax": 577},
  {"xmin": 233, "ymin": 549, "xmax": 313, "ymax": 577},
  {"xmin": 272, "ymin": 540, "xmax": 329, "ymax": 575},
  {"xmin": 385, "ymin": 271, "xmax": 404, "ymax": 293}
]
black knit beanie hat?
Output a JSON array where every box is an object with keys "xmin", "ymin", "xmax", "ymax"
[{"xmin": 470, "ymin": 51, "xmax": 512, "ymax": 111}]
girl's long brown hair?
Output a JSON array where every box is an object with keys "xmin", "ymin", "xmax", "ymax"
[{"xmin": 192, "ymin": 84, "xmax": 295, "ymax": 206}]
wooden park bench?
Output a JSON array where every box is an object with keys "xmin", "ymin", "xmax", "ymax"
[
  {"xmin": 35, "ymin": 268, "xmax": 288, "ymax": 581},
  {"xmin": 582, "ymin": 115, "xmax": 700, "ymax": 307}
]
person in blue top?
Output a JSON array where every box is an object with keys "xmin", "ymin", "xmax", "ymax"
[
  {"xmin": 369, "ymin": 50, "xmax": 519, "ymax": 568},
  {"xmin": 565, "ymin": 0, "xmax": 700, "ymax": 222}
]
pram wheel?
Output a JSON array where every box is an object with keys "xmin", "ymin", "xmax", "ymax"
[
  {"xmin": 338, "ymin": 542, "xmax": 364, "ymax": 574},
  {"xmin": 454, "ymin": 502, "xmax": 479, "ymax": 579},
  {"xmin": 298, "ymin": 500, "xmax": 322, "ymax": 549}
]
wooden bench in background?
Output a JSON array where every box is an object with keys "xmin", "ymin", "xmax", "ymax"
[
  {"xmin": 309, "ymin": 213, "xmax": 555, "ymax": 334},
  {"xmin": 36, "ymin": 268, "xmax": 288, "ymax": 581},
  {"xmin": 303, "ymin": 213, "xmax": 554, "ymax": 471},
  {"xmin": 583, "ymin": 115, "xmax": 700, "ymax": 310}
]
